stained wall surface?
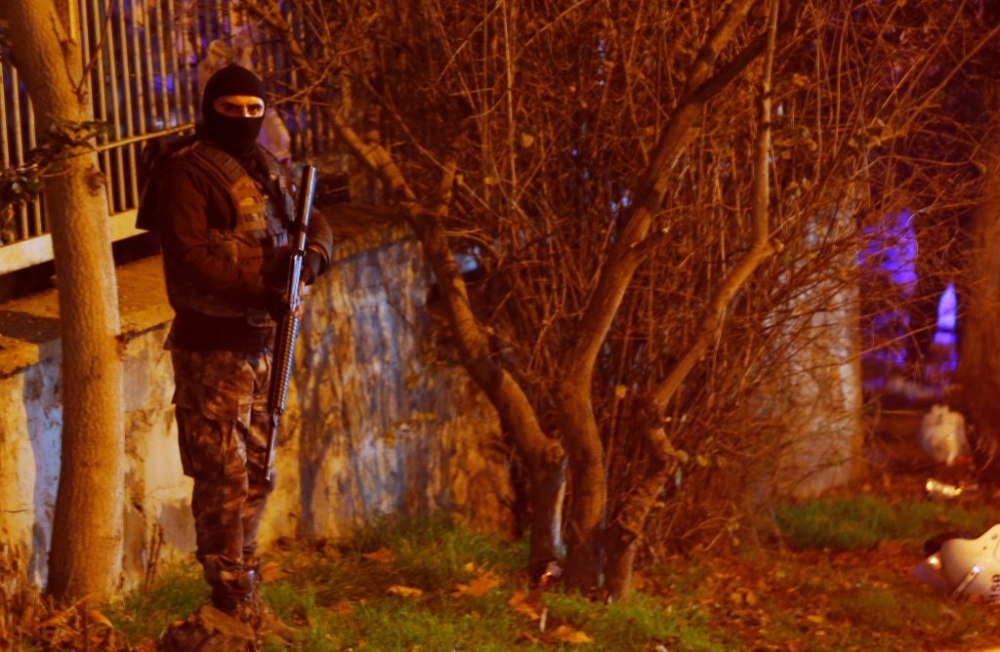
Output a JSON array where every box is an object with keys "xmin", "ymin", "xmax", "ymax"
[{"xmin": 0, "ymin": 227, "xmax": 514, "ymax": 590}]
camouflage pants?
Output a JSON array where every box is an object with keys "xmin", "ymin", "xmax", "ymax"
[{"xmin": 170, "ymin": 347, "xmax": 275, "ymax": 598}]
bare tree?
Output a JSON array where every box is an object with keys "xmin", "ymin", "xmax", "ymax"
[
  {"xmin": 243, "ymin": 0, "xmax": 807, "ymax": 592},
  {"xmin": 242, "ymin": 0, "xmax": 999, "ymax": 598},
  {"xmin": 0, "ymin": 1, "xmax": 124, "ymax": 602}
]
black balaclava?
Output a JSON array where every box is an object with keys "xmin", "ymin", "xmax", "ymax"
[{"xmin": 201, "ymin": 64, "xmax": 266, "ymax": 159}]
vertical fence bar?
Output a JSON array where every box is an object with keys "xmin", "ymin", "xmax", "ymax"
[
  {"xmin": 130, "ymin": 0, "xmax": 145, "ymax": 137},
  {"xmin": 115, "ymin": 0, "xmax": 138, "ymax": 209},
  {"xmin": 0, "ymin": 63, "xmax": 16, "ymax": 244},
  {"xmin": 0, "ymin": 66, "xmax": 9, "ymax": 173},
  {"xmin": 87, "ymin": 0, "xmax": 115, "ymax": 220},
  {"xmin": 174, "ymin": 0, "xmax": 198, "ymax": 124},
  {"xmin": 153, "ymin": 0, "xmax": 171, "ymax": 127},
  {"xmin": 8, "ymin": 66, "xmax": 30, "ymax": 238},
  {"xmin": 26, "ymin": 90, "xmax": 41, "ymax": 235},
  {"xmin": 105, "ymin": 1, "xmax": 126, "ymax": 213},
  {"xmin": 7, "ymin": 66, "xmax": 21, "ymax": 240},
  {"xmin": 139, "ymin": 0, "xmax": 156, "ymax": 133},
  {"xmin": 163, "ymin": 0, "xmax": 177, "ymax": 126},
  {"xmin": 216, "ymin": 1, "xmax": 227, "ymax": 44}
]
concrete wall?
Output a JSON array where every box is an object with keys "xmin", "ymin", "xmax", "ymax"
[
  {"xmin": 755, "ymin": 206, "xmax": 864, "ymax": 500},
  {"xmin": 0, "ymin": 226, "xmax": 514, "ymax": 590}
]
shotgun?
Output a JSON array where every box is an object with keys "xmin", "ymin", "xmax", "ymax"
[{"xmin": 265, "ymin": 164, "xmax": 317, "ymax": 483}]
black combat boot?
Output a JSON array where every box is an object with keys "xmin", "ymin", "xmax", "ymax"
[
  {"xmin": 157, "ymin": 559, "xmax": 262, "ymax": 652},
  {"xmin": 209, "ymin": 565, "xmax": 258, "ymax": 615}
]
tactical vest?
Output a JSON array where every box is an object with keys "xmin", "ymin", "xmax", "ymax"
[{"xmin": 162, "ymin": 141, "xmax": 296, "ymax": 326}]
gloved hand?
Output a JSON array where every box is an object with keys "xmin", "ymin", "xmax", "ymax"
[
  {"xmin": 264, "ymin": 248, "xmax": 293, "ymax": 291},
  {"xmin": 264, "ymin": 287, "xmax": 288, "ymax": 322},
  {"xmin": 302, "ymin": 248, "xmax": 325, "ymax": 286}
]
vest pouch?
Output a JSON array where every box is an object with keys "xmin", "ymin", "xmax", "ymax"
[
  {"xmin": 208, "ymin": 229, "xmax": 265, "ymax": 272},
  {"xmin": 210, "ymin": 238, "xmax": 240, "ymax": 266}
]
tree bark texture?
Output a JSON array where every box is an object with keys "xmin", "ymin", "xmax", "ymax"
[
  {"xmin": 957, "ymin": 108, "xmax": 1000, "ymax": 472},
  {"xmin": 0, "ymin": 0, "xmax": 125, "ymax": 602}
]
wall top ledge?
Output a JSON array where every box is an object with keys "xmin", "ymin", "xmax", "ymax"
[{"xmin": 0, "ymin": 256, "xmax": 173, "ymax": 378}]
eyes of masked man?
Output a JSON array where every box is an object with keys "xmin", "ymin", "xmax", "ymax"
[{"xmin": 202, "ymin": 66, "xmax": 267, "ymax": 159}]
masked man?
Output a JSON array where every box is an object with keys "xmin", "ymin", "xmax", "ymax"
[{"xmin": 154, "ymin": 64, "xmax": 333, "ymax": 644}]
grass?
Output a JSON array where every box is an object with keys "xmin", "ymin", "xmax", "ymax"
[
  {"xmin": 772, "ymin": 492, "xmax": 996, "ymax": 553},
  {"xmin": 13, "ymin": 496, "xmax": 1000, "ymax": 650}
]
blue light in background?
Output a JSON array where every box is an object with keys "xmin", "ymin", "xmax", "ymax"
[
  {"xmin": 860, "ymin": 209, "xmax": 917, "ymax": 291},
  {"xmin": 931, "ymin": 282, "xmax": 958, "ymax": 377},
  {"xmin": 935, "ymin": 282, "xmax": 957, "ymax": 338},
  {"xmin": 860, "ymin": 208, "xmax": 960, "ymax": 390}
]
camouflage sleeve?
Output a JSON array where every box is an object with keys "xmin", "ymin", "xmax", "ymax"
[{"xmin": 305, "ymin": 209, "xmax": 334, "ymax": 273}]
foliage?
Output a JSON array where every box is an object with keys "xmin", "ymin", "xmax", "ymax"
[{"xmin": 0, "ymin": 119, "xmax": 107, "ymax": 244}]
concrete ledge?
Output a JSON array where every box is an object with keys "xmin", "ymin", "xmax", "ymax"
[{"xmin": 0, "ymin": 256, "xmax": 173, "ymax": 378}]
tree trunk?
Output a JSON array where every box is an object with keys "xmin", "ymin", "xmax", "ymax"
[
  {"xmin": 0, "ymin": 0, "xmax": 125, "ymax": 602},
  {"xmin": 554, "ymin": 379, "xmax": 607, "ymax": 590},
  {"xmin": 602, "ymin": 422, "xmax": 675, "ymax": 598},
  {"xmin": 409, "ymin": 205, "xmax": 566, "ymax": 580},
  {"xmin": 957, "ymin": 108, "xmax": 1000, "ymax": 472}
]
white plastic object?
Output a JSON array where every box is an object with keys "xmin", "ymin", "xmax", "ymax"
[{"xmin": 918, "ymin": 404, "xmax": 969, "ymax": 466}]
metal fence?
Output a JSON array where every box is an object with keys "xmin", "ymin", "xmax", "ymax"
[{"xmin": 0, "ymin": 0, "xmax": 337, "ymax": 275}]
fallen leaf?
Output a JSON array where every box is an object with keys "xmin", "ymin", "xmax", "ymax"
[
  {"xmin": 267, "ymin": 616, "xmax": 300, "ymax": 635},
  {"xmin": 259, "ymin": 560, "xmax": 285, "ymax": 582},
  {"xmin": 453, "ymin": 573, "xmax": 501, "ymax": 597},
  {"xmin": 546, "ymin": 624, "xmax": 593, "ymax": 644},
  {"xmin": 630, "ymin": 571, "xmax": 650, "ymax": 591},
  {"xmin": 515, "ymin": 631, "xmax": 539, "ymax": 644},
  {"xmin": 362, "ymin": 547, "xmax": 396, "ymax": 564},
  {"xmin": 387, "ymin": 585, "xmax": 423, "ymax": 599},
  {"xmin": 85, "ymin": 609, "xmax": 113, "ymax": 628},
  {"xmin": 39, "ymin": 610, "xmax": 71, "ymax": 627},
  {"xmin": 509, "ymin": 590, "xmax": 542, "ymax": 620}
]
